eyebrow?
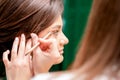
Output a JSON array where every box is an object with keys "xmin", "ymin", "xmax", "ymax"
[{"xmin": 51, "ymin": 25, "xmax": 62, "ymax": 29}]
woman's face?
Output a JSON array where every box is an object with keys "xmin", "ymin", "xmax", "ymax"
[{"xmin": 38, "ymin": 15, "xmax": 69, "ymax": 64}]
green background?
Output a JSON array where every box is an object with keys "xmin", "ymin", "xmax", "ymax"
[{"xmin": 50, "ymin": 0, "xmax": 93, "ymax": 71}]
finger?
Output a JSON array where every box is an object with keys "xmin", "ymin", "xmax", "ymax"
[
  {"xmin": 31, "ymin": 33, "xmax": 38, "ymax": 45},
  {"xmin": 18, "ymin": 34, "xmax": 26, "ymax": 57},
  {"xmin": 29, "ymin": 56, "xmax": 33, "ymax": 75},
  {"xmin": 11, "ymin": 37, "xmax": 19, "ymax": 61},
  {"xmin": 25, "ymin": 39, "xmax": 32, "ymax": 57},
  {"xmin": 31, "ymin": 33, "xmax": 42, "ymax": 54},
  {"xmin": 3, "ymin": 50, "xmax": 10, "ymax": 67}
]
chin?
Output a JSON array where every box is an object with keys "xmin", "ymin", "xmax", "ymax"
[{"xmin": 54, "ymin": 55, "xmax": 64, "ymax": 64}]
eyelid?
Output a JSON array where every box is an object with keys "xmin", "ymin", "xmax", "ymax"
[{"xmin": 52, "ymin": 30, "xmax": 59, "ymax": 33}]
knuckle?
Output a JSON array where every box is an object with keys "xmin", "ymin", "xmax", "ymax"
[{"xmin": 13, "ymin": 61, "xmax": 27, "ymax": 67}]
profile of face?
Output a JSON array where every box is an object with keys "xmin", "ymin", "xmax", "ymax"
[{"xmin": 38, "ymin": 15, "xmax": 69, "ymax": 64}]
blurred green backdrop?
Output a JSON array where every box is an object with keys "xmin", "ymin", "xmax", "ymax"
[{"xmin": 50, "ymin": 0, "xmax": 93, "ymax": 71}]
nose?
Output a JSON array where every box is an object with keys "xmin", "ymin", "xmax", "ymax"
[{"xmin": 60, "ymin": 32, "xmax": 69, "ymax": 45}]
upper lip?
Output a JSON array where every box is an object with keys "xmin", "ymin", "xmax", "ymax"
[{"xmin": 59, "ymin": 48, "xmax": 64, "ymax": 52}]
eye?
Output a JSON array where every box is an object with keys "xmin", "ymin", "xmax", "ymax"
[{"xmin": 52, "ymin": 30, "xmax": 59, "ymax": 36}]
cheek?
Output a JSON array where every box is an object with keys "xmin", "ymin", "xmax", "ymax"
[
  {"xmin": 56, "ymin": 39, "xmax": 60, "ymax": 48},
  {"xmin": 55, "ymin": 36, "xmax": 61, "ymax": 48},
  {"xmin": 49, "ymin": 35, "xmax": 60, "ymax": 48}
]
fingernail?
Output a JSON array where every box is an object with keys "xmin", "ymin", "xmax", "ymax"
[
  {"xmin": 15, "ymin": 37, "xmax": 18, "ymax": 41},
  {"xmin": 21, "ymin": 34, "xmax": 24, "ymax": 38}
]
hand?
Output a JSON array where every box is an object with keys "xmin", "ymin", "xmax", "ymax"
[
  {"xmin": 31, "ymin": 33, "xmax": 61, "ymax": 75},
  {"xmin": 3, "ymin": 34, "xmax": 33, "ymax": 80}
]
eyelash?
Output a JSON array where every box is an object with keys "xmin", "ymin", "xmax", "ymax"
[{"xmin": 52, "ymin": 30, "xmax": 59, "ymax": 36}]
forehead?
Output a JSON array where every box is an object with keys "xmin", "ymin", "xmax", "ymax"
[{"xmin": 50, "ymin": 15, "xmax": 63, "ymax": 29}]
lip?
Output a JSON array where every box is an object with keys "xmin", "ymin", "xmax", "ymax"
[{"xmin": 59, "ymin": 49, "xmax": 64, "ymax": 55}]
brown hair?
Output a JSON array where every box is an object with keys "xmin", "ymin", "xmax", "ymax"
[
  {"xmin": 0, "ymin": 0, "xmax": 63, "ymax": 76},
  {"xmin": 71, "ymin": 0, "xmax": 120, "ymax": 79}
]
